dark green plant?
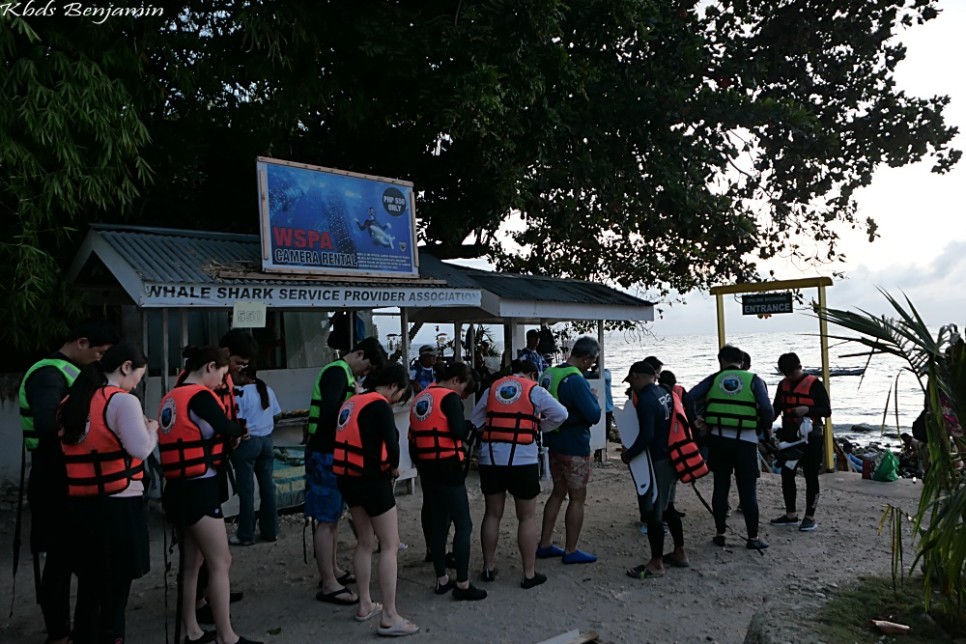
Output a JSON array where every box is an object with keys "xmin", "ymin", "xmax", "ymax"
[
  {"xmin": 821, "ymin": 292, "xmax": 965, "ymax": 615},
  {"xmin": 3, "ymin": 1, "xmax": 960, "ymax": 352}
]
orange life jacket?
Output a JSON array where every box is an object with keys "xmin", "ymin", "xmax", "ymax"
[
  {"xmin": 777, "ymin": 375, "xmax": 823, "ymax": 425},
  {"xmin": 409, "ymin": 386, "xmax": 464, "ymax": 462},
  {"xmin": 332, "ymin": 392, "xmax": 390, "ymax": 477},
  {"xmin": 214, "ymin": 373, "xmax": 238, "ymax": 421},
  {"xmin": 157, "ymin": 384, "xmax": 228, "ymax": 480},
  {"xmin": 60, "ymin": 386, "xmax": 145, "ymax": 497},
  {"xmin": 482, "ymin": 376, "xmax": 540, "ymax": 445},
  {"xmin": 666, "ymin": 388, "xmax": 709, "ymax": 483}
]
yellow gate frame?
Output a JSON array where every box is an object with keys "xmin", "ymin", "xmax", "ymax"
[{"xmin": 709, "ymin": 277, "xmax": 835, "ymax": 472}]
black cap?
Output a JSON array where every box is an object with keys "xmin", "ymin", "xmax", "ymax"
[{"xmin": 623, "ymin": 360, "xmax": 657, "ymax": 382}]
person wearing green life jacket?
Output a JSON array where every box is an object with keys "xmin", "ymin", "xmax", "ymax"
[
  {"xmin": 686, "ymin": 344, "xmax": 774, "ymax": 551},
  {"xmin": 18, "ymin": 320, "xmax": 119, "ymax": 644},
  {"xmin": 536, "ymin": 337, "xmax": 602, "ymax": 565},
  {"xmin": 305, "ymin": 337, "xmax": 387, "ymax": 606}
]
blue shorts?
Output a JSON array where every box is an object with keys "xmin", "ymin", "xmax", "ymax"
[{"xmin": 304, "ymin": 451, "xmax": 344, "ymax": 523}]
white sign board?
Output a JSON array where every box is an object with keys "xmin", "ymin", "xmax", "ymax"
[
  {"xmin": 232, "ymin": 301, "xmax": 267, "ymax": 328},
  {"xmin": 138, "ymin": 282, "xmax": 481, "ymax": 309}
]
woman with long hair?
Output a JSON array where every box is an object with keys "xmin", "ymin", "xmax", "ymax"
[
  {"xmin": 158, "ymin": 346, "xmax": 258, "ymax": 644},
  {"xmin": 333, "ymin": 365, "xmax": 418, "ymax": 637},
  {"xmin": 58, "ymin": 343, "xmax": 156, "ymax": 644},
  {"xmin": 229, "ymin": 365, "xmax": 281, "ymax": 545}
]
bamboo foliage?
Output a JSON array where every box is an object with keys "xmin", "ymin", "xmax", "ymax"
[{"xmin": 820, "ymin": 290, "xmax": 965, "ymax": 615}]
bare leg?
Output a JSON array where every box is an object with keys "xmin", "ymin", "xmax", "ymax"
[
  {"xmin": 538, "ymin": 477, "xmax": 568, "ymax": 548},
  {"xmin": 514, "ymin": 497, "xmax": 538, "ymax": 578},
  {"xmin": 180, "ymin": 530, "xmax": 206, "ymax": 642},
  {"xmin": 187, "ymin": 516, "xmax": 238, "ymax": 644},
  {"xmin": 563, "ymin": 486, "xmax": 586, "ymax": 553},
  {"xmin": 370, "ymin": 507, "xmax": 415, "ymax": 631},
  {"xmin": 348, "ymin": 506, "xmax": 377, "ymax": 618},
  {"xmin": 481, "ymin": 493, "xmax": 506, "ymax": 571},
  {"xmin": 315, "ymin": 520, "xmax": 357, "ymax": 599}
]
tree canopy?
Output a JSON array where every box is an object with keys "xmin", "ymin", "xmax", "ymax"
[{"xmin": 1, "ymin": 0, "xmax": 959, "ymax": 350}]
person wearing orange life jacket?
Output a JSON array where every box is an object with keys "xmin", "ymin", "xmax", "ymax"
[
  {"xmin": 470, "ymin": 359, "xmax": 568, "ymax": 589},
  {"xmin": 769, "ymin": 352, "xmax": 831, "ymax": 533},
  {"xmin": 333, "ymin": 365, "xmax": 419, "ymax": 637},
  {"xmin": 409, "ymin": 363, "xmax": 487, "ymax": 600},
  {"xmin": 18, "ymin": 319, "xmax": 118, "ymax": 644},
  {"xmin": 306, "ymin": 337, "xmax": 387, "ymax": 608},
  {"xmin": 658, "ymin": 370, "xmax": 704, "ymax": 511},
  {"xmin": 58, "ymin": 343, "xmax": 156, "ymax": 644},
  {"xmin": 621, "ymin": 361, "xmax": 691, "ymax": 579},
  {"xmin": 176, "ymin": 329, "xmax": 255, "ymax": 626},
  {"xmin": 159, "ymin": 346, "xmax": 259, "ymax": 644}
]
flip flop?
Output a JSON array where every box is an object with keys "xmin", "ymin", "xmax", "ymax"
[
  {"xmin": 316, "ymin": 586, "xmax": 359, "ymax": 605},
  {"xmin": 377, "ymin": 618, "xmax": 419, "ymax": 637},
  {"xmin": 625, "ymin": 564, "xmax": 664, "ymax": 580},
  {"xmin": 337, "ymin": 571, "xmax": 357, "ymax": 585},
  {"xmin": 355, "ymin": 602, "xmax": 383, "ymax": 622},
  {"xmin": 662, "ymin": 553, "xmax": 691, "ymax": 568}
]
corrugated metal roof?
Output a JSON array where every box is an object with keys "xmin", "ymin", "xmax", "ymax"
[
  {"xmin": 460, "ymin": 268, "xmax": 652, "ymax": 307},
  {"xmin": 87, "ymin": 224, "xmax": 444, "ymax": 287},
  {"xmin": 90, "ymin": 224, "xmax": 258, "ymax": 284},
  {"xmin": 82, "ymin": 224, "xmax": 652, "ymax": 308}
]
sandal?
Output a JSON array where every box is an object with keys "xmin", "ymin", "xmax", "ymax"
[
  {"xmin": 316, "ymin": 586, "xmax": 359, "ymax": 605},
  {"xmin": 378, "ymin": 619, "xmax": 419, "ymax": 637},
  {"xmin": 625, "ymin": 564, "xmax": 664, "ymax": 580},
  {"xmin": 662, "ymin": 552, "xmax": 691, "ymax": 568},
  {"xmin": 355, "ymin": 602, "xmax": 383, "ymax": 622},
  {"xmin": 337, "ymin": 571, "xmax": 357, "ymax": 585}
]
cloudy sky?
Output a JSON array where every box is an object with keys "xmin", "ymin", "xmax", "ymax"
[
  {"xmin": 421, "ymin": 2, "xmax": 964, "ymax": 349},
  {"xmin": 662, "ymin": 0, "xmax": 966, "ymax": 336}
]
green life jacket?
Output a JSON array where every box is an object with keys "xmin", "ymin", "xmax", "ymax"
[
  {"xmin": 307, "ymin": 359, "xmax": 356, "ymax": 436},
  {"xmin": 539, "ymin": 365, "xmax": 583, "ymax": 402},
  {"xmin": 704, "ymin": 369, "xmax": 759, "ymax": 437},
  {"xmin": 19, "ymin": 358, "xmax": 81, "ymax": 451}
]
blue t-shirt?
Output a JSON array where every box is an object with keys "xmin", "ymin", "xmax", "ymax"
[{"xmin": 546, "ymin": 367, "xmax": 602, "ymax": 457}]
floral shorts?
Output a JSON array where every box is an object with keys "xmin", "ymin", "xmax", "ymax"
[{"xmin": 549, "ymin": 452, "xmax": 591, "ymax": 490}]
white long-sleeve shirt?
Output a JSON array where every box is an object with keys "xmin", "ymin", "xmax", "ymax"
[
  {"xmin": 104, "ymin": 391, "xmax": 158, "ymax": 497},
  {"xmin": 470, "ymin": 377, "xmax": 568, "ymax": 466}
]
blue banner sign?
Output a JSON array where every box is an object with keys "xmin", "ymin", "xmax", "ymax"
[{"xmin": 257, "ymin": 157, "xmax": 418, "ymax": 277}]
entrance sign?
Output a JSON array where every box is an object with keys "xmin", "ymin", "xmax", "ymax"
[
  {"xmin": 742, "ymin": 292, "xmax": 793, "ymax": 315},
  {"xmin": 257, "ymin": 157, "xmax": 418, "ymax": 278}
]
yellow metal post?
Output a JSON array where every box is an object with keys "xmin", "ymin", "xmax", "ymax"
[
  {"xmin": 818, "ymin": 285, "xmax": 833, "ymax": 472},
  {"xmin": 715, "ymin": 293, "xmax": 726, "ymax": 349}
]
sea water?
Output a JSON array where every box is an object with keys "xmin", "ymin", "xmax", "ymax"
[{"xmin": 598, "ymin": 330, "xmax": 920, "ymax": 449}]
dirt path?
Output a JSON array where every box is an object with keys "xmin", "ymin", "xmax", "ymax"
[{"xmin": 0, "ymin": 459, "xmax": 919, "ymax": 643}]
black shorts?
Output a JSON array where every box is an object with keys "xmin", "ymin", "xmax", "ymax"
[
  {"xmin": 162, "ymin": 475, "xmax": 227, "ymax": 528},
  {"xmin": 338, "ymin": 475, "xmax": 396, "ymax": 517},
  {"xmin": 479, "ymin": 464, "xmax": 540, "ymax": 500}
]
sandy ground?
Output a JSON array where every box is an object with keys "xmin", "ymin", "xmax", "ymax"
[{"xmin": 0, "ymin": 455, "xmax": 921, "ymax": 644}]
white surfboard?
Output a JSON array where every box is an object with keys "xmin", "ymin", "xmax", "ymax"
[{"xmin": 615, "ymin": 398, "xmax": 658, "ymax": 504}]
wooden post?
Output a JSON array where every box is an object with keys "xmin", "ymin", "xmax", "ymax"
[
  {"xmin": 818, "ymin": 284, "xmax": 834, "ymax": 472},
  {"xmin": 715, "ymin": 293, "xmax": 726, "ymax": 348}
]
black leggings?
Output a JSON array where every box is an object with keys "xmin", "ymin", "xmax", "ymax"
[
  {"xmin": 782, "ymin": 433, "xmax": 823, "ymax": 516},
  {"xmin": 423, "ymin": 479, "xmax": 473, "ymax": 582},
  {"xmin": 708, "ymin": 436, "xmax": 761, "ymax": 539},
  {"xmin": 72, "ymin": 575, "xmax": 133, "ymax": 644},
  {"xmin": 645, "ymin": 503, "xmax": 684, "ymax": 561}
]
